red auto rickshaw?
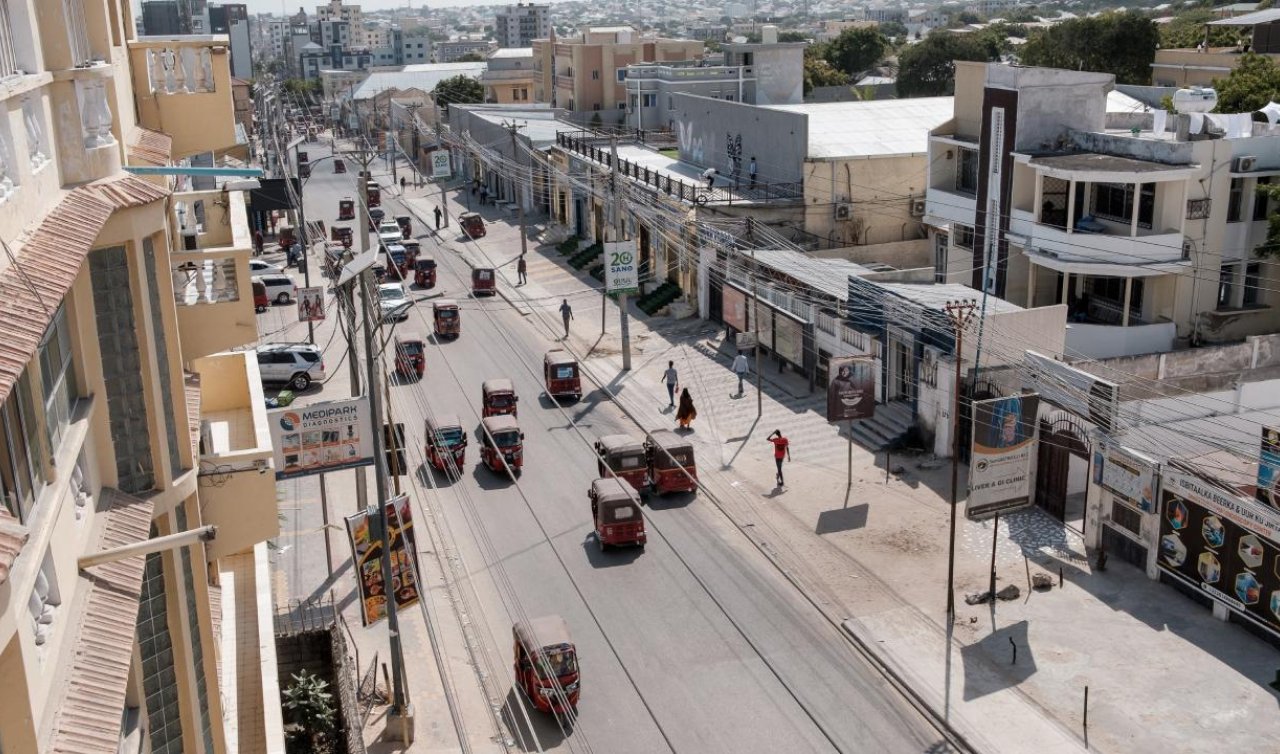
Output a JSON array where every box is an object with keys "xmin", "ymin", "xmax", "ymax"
[
  {"xmin": 472, "ymin": 268, "xmax": 496, "ymax": 297},
  {"xmin": 481, "ymin": 378, "xmax": 517, "ymax": 417},
  {"xmin": 460, "ymin": 211, "xmax": 486, "ymax": 238},
  {"xmin": 366, "ymin": 182, "xmax": 381, "ymax": 208},
  {"xmin": 543, "ymin": 349, "xmax": 581, "ymax": 401},
  {"xmin": 644, "ymin": 429, "xmax": 697, "ymax": 495},
  {"xmin": 478, "ymin": 414, "xmax": 523, "ymax": 474},
  {"xmin": 594, "ymin": 434, "xmax": 648, "ymax": 492},
  {"xmin": 433, "ymin": 299, "xmax": 459, "ymax": 338},
  {"xmin": 331, "ymin": 225, "xmax": 353, "ymax": 248},
  {"xmin": 253, "ymin": 281, "xmax": 269, "ymax": 312},
  {"xmin": 396, "ymin": 215, "xmax": 412, "ymax": 239},
  {"xmin": 394, "ymin": 332, "xmax": 425, "ymax": 380},
  {"xmin": 278, "ymin": 225, "xmax": 297, "ymax": 248},
  {"xmin": 425, "ymin": 414, "xmax": 467, "ymax": 473},
  {"xmin": 414, "ymin": 255, "xmax": 437, "ymax": 289},
  {"xmin": 338, "ymin": 197, "xmax": 355, "ymax": 220},
  {"xmin": 590, "ymin": 477, "xmax": 647, "ymax": 550},
  {"xmin": 513, "ymin": 616, "xmax": 579, "ymax": 716},
  {"xmin": 334, "ymin": 158, "xmax": 346, "ymax": 173}
]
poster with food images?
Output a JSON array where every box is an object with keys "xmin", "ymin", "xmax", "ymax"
[{"xmin": 345, "ymin": 495, "xmax": 422, "ymax": 627}]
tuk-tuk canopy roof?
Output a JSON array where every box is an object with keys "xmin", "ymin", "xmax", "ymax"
[
  {"xmin": 427, "ymin": 413, "xmax": 462, "ymax": 431},
  {"xmin": 646, "ymin": 429, "xmax": 693, "ymax": 453},
  {"xmin": 396, "ymin": 331, "xmax": 425, "ymax": 344},
  {"xmin": 596, "ymin": 433, "xmax": 644, "ymax": 455},
  {"xmin": 544, "ymin": 349, "xmax": 576, "ymax": 367},
  {"xmin": 483, "ymin": 378, "xmax": 515, "ymax": 394},
  {"xmin": 482, "ymin": 414, "xmax": 520, "ymax": 434},
  {"xmin": 590, "ymin": 477, "xmax": 639, "ymax": 504},
  {"xmin": 460, "ymin": 211, "xmax": 482, "ymax": 220},
  {"xmin": 433, "ymin": 298, "xmax": 457, "ymax": 309},
  {"xmin": 514, "ymin": 614, "xmax": 573, "ymax": 652},
  {"xmin": 415, "ymin": 256, "xmax": 436, "ymax": 269}
]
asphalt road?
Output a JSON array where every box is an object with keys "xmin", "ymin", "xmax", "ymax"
[{"xmin": 282, "ymin": 142, "xmax": 953, "ymax": 754}]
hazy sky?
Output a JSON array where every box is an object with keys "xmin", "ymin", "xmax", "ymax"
[{"xmin": 214, "ymin": 0, "xmax": 569, "ymax": 12}]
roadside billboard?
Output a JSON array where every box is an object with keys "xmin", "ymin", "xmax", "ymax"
[
  {"xmin": 345, "ymin": 495, "xmax": 422, "ymax": 626},
  {"xmin": 430, "ymin": 149, "xmax": 452, "ymax": 179},
  {"xmin": 967, "ymin": 394, "xmax": 1040, "ymax": 520},
  {"xmin": 773, "ymin": 309, "xmax": 805, "ymax": 366},
  {"xmin": 1256, "ymin": 426, "xmax": 1280, "ymax": 510},
  {"xmin": 603, "ymin": 240, "xmax": 639, "ymax": 295},
  {"xmin": 1094, "ymin": 444, "xmax": 1158, "ymax": 513},
  {"xmin": 723, "ymin": 283, "xmax": 748, "ymax": 332},
  {"xmin": 269, "ymin": 398, "xmax": 374, "ymax": 480},
  {"xmin": 826, "ymin": 356, "xmax": 876, "ymax": 422}
]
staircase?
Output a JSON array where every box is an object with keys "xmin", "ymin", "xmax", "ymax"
[
  {"xmin": 568, "ymin": 242, "xmax": 603, "ymax": 270},
  {"xmin": 637, "ymin": 281, "xmax": 682, "ymax": 315},
  {"xmin": 847, "ymin": 401, "xmax": 914, "ymax": 450}
]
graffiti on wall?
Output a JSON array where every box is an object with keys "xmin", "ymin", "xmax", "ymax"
[
  {"xmin": 726, "ymin": 133, "xmax": 743, "ymax": 182},
  {"xmin": 676, "ymin": 120, "xmax": 706, "ymax": 164}
]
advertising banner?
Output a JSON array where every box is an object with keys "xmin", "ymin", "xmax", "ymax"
[
  {"xmin": 735, "ymin": 331, "xmax": 758, "ymax": 351},
  {"xmin": 1256, "ymin": 426, "xmax": 1280, "ymax": 510},
  {"xmin": 967, "ymin": 394, "xmax": 1040, "ymax": 520},
  {"xmin": 1159, "ymin": 469, "xmax": 1280, "ymax": 637},
  {"xmin": 603, "ymin": 240, "xmax": 639, "ymax": 295},
  {"xmin": 1024, "ymin": 350, "xmax": 1120, "ymax": 433},
  {"xmin": 297, "ymin": 286, "xmax": 326, "ymax": 322},
  {"xmin": 345, "ymin": 496, "xmax": 423, "ymax": 627},
  {"xmin": 826, "ymin": 356, "xmax": 876, "ymax": 423},
  {"xmin": 269, "ymin": 398, "xmax": 374, "ymax": 480},
  {"xmin": 1094, "ymin": 444, "xmax": 1157, "ymax": 513},
  {"xmin": 773, "ymin": 310, "xmax": 805, "ymax": 366},
  {"xmin": 723, "ymin": 283, "xmax": 748, "ymax": 332},
  {"xmin": 430, "ymin": 149, "xmax": 452, "ymax": 179}
]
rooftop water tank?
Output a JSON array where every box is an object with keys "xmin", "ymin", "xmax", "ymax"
[{"xmin": 1174, "ymin": 86, "xmax": 1218, "ymax": 113}]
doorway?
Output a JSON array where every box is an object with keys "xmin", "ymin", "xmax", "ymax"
[{"xmin": 1035, "ymin": 414, "xmax": 1090, "ymax": 530}]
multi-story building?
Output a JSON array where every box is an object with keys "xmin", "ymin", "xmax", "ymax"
[
  {"xmin": 0, "ymin": 0, "xmax": 285, "ymax": 751},
  {"xmin": 209, "ymin": 4, "xmax": 251, "ymax": 78},
  {"xmin": 482, "ymin": 47, "xmax": 537, "ymax": 103},
  {"xmin": 494, "ymin": 3, "xmax": 551, "ymax": 48},
  {"xmin": 1151, "ymin": 9, "xmax": 1280, "ymax": 87},
  {"xmin": 532, "ymin": 26, "xmax": 704, "ymax": 115},
  {"xmin": 925, "ymin": 62, "xmax": 1280, "ymax": 359},
  {"xmin": 141, "ymin": 0, "xmax": 182, "ymax": 34},
  {"xmin": 435, "ymin": 38, "xmax": 498, "ymax": 63},
  {"xmin": 316, "ymin": 0, "xmax": 365, "ymax": 46}
]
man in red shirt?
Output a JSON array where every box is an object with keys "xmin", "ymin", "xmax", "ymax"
[{"xmin": 768, "ymin": 430, "xmax": 790, "ymax": 487}]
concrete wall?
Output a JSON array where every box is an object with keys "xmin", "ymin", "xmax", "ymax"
[
  {"xmin": 669, "ymin": 92, "xmax": 807, "ymax": 181},
  {"xmin": 958, "ymin": 304, "xmax": 1068, "ymax": 368},
  {"xmin": 812, "ymin": 238, "xmax": 932, "ymax": 269},
  {"xmin": 1065, "ymin": 320, "xmax": 1178, "ymax": 360},
  {"xmin": 801, "ymin": 154, "xmax": 928, "ymax": 248},
  {"xmin": 1074, "ymin": 333, "xmax": 1280, "ymax": 397}
]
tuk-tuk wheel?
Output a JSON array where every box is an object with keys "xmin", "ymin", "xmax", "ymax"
[{"xmin": 597, "ymin": 536, "xmax": 608, "ymax": 553}]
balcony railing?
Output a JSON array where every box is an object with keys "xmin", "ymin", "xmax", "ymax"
[
  {"xmin": 0, "ymin": 0, "xmax": 19, "ymax": 79},
  {"xmin": 145, "ymin": 45, "xmax": 216, "ymax": 94},
  {"xmin": 64, "ymin": 0, "xmax": 93, "ymax": 67},
  {"xmin": 75, "ymin": 79, "xmax": 115, "ymax": 149}
]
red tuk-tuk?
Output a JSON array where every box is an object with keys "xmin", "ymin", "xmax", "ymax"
[
  {"xmin": 460, "ymin": 211, "xmax": 486, "ymax": 239},
  {"xmin": 543, "ymin": 350, "xmax": 581, "ymax": 401},
  {"xmin": 513, "ymin": 616, "xmax": 579, "ymax": 715},
  {"xmin": 472, "ymin": 268, "xmax": 496, "ymax": 297},
  {"xmin": 414, "ymin": 255, "xmax": 437, "ymax": 289},
  {"xmin": 334, "ymin": 158, "xmax": 346, "ymax": 173},
  {"xmin": 394, "ymin": 332, "xmax": 425, "ymax": 380},
  {"xmin": 396, "ymin": 215, "xmax": 412, "ymax": 239},
  {"xmin": 478, "ymin": 414, "xmax": 523, "ymax": 474},
  {"xmin": 385, "ymin": 243, "xmax": 410, "ymax": 279},
  {"xmin": 338, "ymin": 197, "xmax": 355, "ymax": 220},
  {"xmin": 367, "ymin": 182, "xmax": 381, "ymax": 207},
  {"xmin": 278, "ymin": 225, "xmax": 297, "ymax": 248},
  {"xmin": 594, "ymin": 434, "xmax": 648, "ymax": 492},
  {"xmin": 331, "ymin": 225, "xmax": 353, "ymax": 248},
  {"xmin": 590, "ymin": 478, "xmax": 647, "ymax": 551},
  {"xmin": 425, "ymin": 414, "xmax": 467, "ymax": 473},
  {"xmin": 645, "ymin": 429, "xmax": 697, "ymax": 495},
  {"xmin": 253, "ymin": 281, "xmax": 269, "ymax": 312},
  {"xmin": 433, "ymin": 299, "xmax": 459, "ymax": 338},
  {"xmin": 482, "ymin": 378, "xmax": 517, "ymax": 417},
  {"xmin": 368, "ymin": 207, "xmax": 386, "ymax": 230}
]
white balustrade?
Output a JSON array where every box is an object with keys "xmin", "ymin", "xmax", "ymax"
[
  {"xmin": 23, "ymin": 100, "xmax": 47, "ymax": 171},
  {"xmin": 77, "ymin": 79, "xmax": 115, "ymax": 148},
  {"xmin": 148, "ymin": 47, "xmax": 217, "ymax": 94}
]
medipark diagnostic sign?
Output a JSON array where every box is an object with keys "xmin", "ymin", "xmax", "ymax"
[{"xmin": 269, "ymin": 398, "xmax": 375, "ymax": 480}]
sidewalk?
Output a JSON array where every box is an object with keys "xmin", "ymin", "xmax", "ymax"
[{"xmin": 392, "ymin": 175, "xmax": 1280, "ymax": 754}]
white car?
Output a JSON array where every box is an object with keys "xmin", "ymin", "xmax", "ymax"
[
  {"xmin": 254, "ymin": 274, "xmax": 297, "ymax": 304},
  {"xmin": 377, "ymin": 283, "xmax": 411, "ymax": 322},
  {"xmin": 249, "ymin": 259, "xmax": 284, "ymax": 276},
  {"xmin": 255, "ymin": 343, "xmax": 325, "ymax": 390},
  {"xmin": 378, "ymin": 221, "xmax": 402, "ymax": 247}
]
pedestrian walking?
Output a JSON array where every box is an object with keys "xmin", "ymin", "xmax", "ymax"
[
  {"xmin": 480, "ymin": 186, "xmax": 489, "ymax": 205},
  {"xmin": 701, "ymin": 167, "xmax": 717, "ymax": 189},
  {"xmin": 731, "ymin": 350, "xmax": 750, "ymax": 397},
  {"xmin": 400, "ymin": 176, "xmax": 406, "ymax": 193},
  {"xmin": 768, "ymin": 430, "xmax": 791, "ymax": 487},
  {"xmin": 662, "ymin": 360, "xmax": 679, "ymax": 407},
  {"xmin": 559, "ymin": 298, "xmax": 573, "ymax": 339},
  {"xmin": 748, "ymin": 157, "xmax": 758, "ymax": 190},
  {"xmin": 253, "ymin": 229, "xmax": 264, "ymax": 256},
  {"xmin": 676, "ymin": 388, "xmax": 697, "ymax": 430},
  {"xmin": 433, "ymin": 206, "xmax": 442, "ymax": 230},
  {"xmin": 517, "ymin": 253, "xmax": 528, "ymax": 285},
  {"xmin": 268, "ymin": 213, "xmax": 277, "ymax": 234}
]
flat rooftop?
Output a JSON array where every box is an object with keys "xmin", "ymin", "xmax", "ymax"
[{"xmin": 766, "ymin": 97, "xmax": 954, "ymax": 159}]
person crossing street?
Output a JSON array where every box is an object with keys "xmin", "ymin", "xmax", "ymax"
[
  {"xmin": 768, "ymin": 430, "xmax": 791, "ymax": 488},
  {"xmin": 662, "ymin": 360, "xmax": 679, "ymax": 407},
  {"xmin": 559, "ymin": 298, "xmax": 573, "ymax": 339},
  {"xmin": 732, "ymin": 350, "xmax": 750, "ymax": 397}
]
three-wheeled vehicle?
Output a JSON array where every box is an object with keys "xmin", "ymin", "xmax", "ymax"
[
  {"xmin": 425, "ymin": 414, "xmax": 467, "ymax": 472},
  {"xmin": 543, "ymin": 350, "xmax": 581, "ymax": 401},
  {"xmin": 478, "ymin": 414, "xmax": 523, "ymax": 474},
  {"xmin": 385, "ymin": 243, "xmax": 410, "ymax": 279},
  {"xmin": 338, "ymin": 197, "xmax": 355, "ymax": 220},
  {"xmin": 594, "ymin": 434, "xmax": 648, "ymax": 492},
  {"xmin": 414, "ymin": 255, "xmax": 437, "ymax": 289},
  {"xmin": 481, "ymin": 378, "xmax": 518, "ymax": 417},
  {"xmin": 331, "ymin": 225, "xmax": 353, "ymax": 248},
  {"xmin": 644, "ymin": 429, "xmax": 698, "ymax": 495},
  {"xmin": 513, "ymin": 616, "xmax": 580, "ymax": 715},
  {"xmin": 278, "ymin": 225, "xmax": 297, "ymax": 249},
  {"xmin": 432, "ymin": 299, "xmax": 459, "ymax": 338},
  {"xmin": 334, "ymin": 158, "xmax": 346, "ymax": 173},
  {"xmin": 472, "ymin": 268, "xmax": 496, "ymax": 297},
  {"xmin": 394, "ymin": 332, "xmax": 425, "ymax": 380},
  {"xmin": 589, "ymin": 478, "xmax": 647, "ymax": 550},
  {"xmin": 253, "ymin": 281, "xmax": 269, "ymax": 312},
  {"xmin": 459, "ymin": 211, "xmax": 486, "ymax": 239},
  {"xmin": 396, "ymin": 215, "xmax": 412, "ymax": 239},
  {"xmin": 366, "ymin": 182, "xmax": 381, "ymax": 208},
  {"xmin": 368, "ymin": 207, "xmax": 386, "ymax": 230}
]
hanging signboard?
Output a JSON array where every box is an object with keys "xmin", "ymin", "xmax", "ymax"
[
  {"xmin": 1256, "ymin": 426, "xmax": 1280, "ymax": 510},
  {"xmin": 1094, "ymin": 444, "xmax": 1158, "ymax": 513},
  {"xmin": 826, "ymin": 356, "xmax": 876, "ymax": 422},
  {"xmin": 269, "ymin": 398, "xmax": 374, "ymax": 480},
  {"xmin": 735, "ymin": 331, "xmax": 758, "ymax": 351},
  {"xmin": 603, "ymin": 239, "xmax": 639, "ymax": 295},
  {"xmin": 772, "ymin": 309, "xmax": 805, "ymax": 367},
  {"xmin": 297, "ymin": 286, "xmax": 326, "ymax": 322},
  {"xmin": 723, "ymin": 283, "xmax": 748, "ymax": 332},
  {"xmin": 967, "ymin": 394, "xmax": 1040, "ymax": 520},
  {"xmin": 345, "ymin": 495, "xmax": 423, "ymax": 627},
  {"xmin": 430, "ymin": 149, "xmax": 452, "ymax": 179}
]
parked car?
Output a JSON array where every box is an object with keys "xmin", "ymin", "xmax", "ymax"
[
  {"xmin": 255, "ymin": 343, "xmax": 325, "ymax": 391},
  {"xmin": 249, "ymin": 259, "xmax": 284, "ymax": 276},
  {"xmin": 254, "ymin": 274, "xmax": 296, "ymax": 304},
  {"xmin": 377, "ymin": 283, "xmax": 411, "ymax": 322}
]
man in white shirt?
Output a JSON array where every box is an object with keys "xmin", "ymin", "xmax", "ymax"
[
  {"xmin": 732, "ymin": 350, "xmax": 750, "ymax": 397},
  {"xmin": 701, "ymin": 167, "xmax": 717, "ymax": 189},
  {"xmin": 662, "ymin": 360, "xmax": 679, "ymax": 407}
]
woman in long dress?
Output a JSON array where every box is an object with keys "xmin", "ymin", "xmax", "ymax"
[{"xmin": 676, "ymin": 388, "xmax": 697, "ymax": 429}]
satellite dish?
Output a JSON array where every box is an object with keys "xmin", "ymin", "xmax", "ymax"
[{"xmin": 1173, "ymin": 86, "xmax": 1218, "ymax": 113}]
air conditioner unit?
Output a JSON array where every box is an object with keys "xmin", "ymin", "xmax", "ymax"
[
  {"xmin": 1182, "ymin": 239, "xmax": 1194, "ymax": 259},
  {"xmin": 910, "ymin": 198, "xmax": 926, "ymax": 217},
  {"xmin": 834, "ymin": 203, "xmax": 853, "ymax": 221},
  {"xmin": 1234, "ymin": 155, "xmax": 1257, "ymax": 173}
]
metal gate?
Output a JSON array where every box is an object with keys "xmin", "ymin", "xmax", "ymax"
[{"xmin": 1035, "ymin": 414, "xmax": 1090, "ymax": 521}]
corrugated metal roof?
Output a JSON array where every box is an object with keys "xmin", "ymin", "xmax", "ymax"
[
  {"xmin": 1207, "ymin": 7, "xmax": 1280, "ymax": 24},
  {"xmin": 766, "ymin": 97, "xmax": 955, "ymax": 159},
  {"xmin": 352, "ymin": 63, "xmax": 486, "ymax": 100},
  {"xmin": 48, "ymin": 488, "xmax": 156, "ymax": 754},
  {"xmin": 743, "ymin": 248, "xmax": 876, "ymax": 302},
  {"xmin": 0, "ymin": 175, "xmax": 169, "ymax": 405},
  {"xmin": 0, "ymin": 507, "xmax": 28, "ymax": 587},
  {"xmin": 128, "ymin": 127, "xmax": 173, "ymax": 166}
]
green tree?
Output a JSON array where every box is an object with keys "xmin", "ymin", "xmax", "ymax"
[
  {"xmin": 1213, "ymin": 52, "xmax": 1280, "ymax": 112},
  {"xmin": 456, "ymin": 53, "xmax": 486, "ymax": 62},
  {"xmin": 803, "ymin": 52, "xmax": 850, "ymax": 94},
  {"xmin": 1160, "ymin": 8, "xmax": 1240, "ymax": 49},
  {"xmin": 896, "ymin": 32, "xmax": 996, "ymax": 97},
  {"xmin": 282, "ymin": 670, "xmax": 336, "ymax": 754},
  {"xmin": 823, "ymin": 26, "xmax": 888, "ymax": 76},
  {"xmin": 1019, "ymin": 13, "xmax": 1159, "ymax": 85},
  {"xmin": 879, "ymin": 20, "xmax": 908, "ymax": 41},
  {"xmin": 778, "ymin": 30, "xmax": 811, "ymax": 42},
  {"xmin": 432, "ymin": 75, "xmax": 484, "ymax": 109}
]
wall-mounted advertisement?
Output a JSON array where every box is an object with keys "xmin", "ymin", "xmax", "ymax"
[
  {"xmin": 269, "ymin": 398, "xmax": 374, "ymax": 480},
  {"xmin": 1094, "ymin": 444, "xmax": 1157, "ymax": 513},
  {"xmin": 1256, "ymin": 426, "xmax": 1280, "ymax": 510},
  {"xmin": 604, "ymin": 240, "xmax": 639, "ymax": 296},
  {"xmin": 1159, "ymin": 468, "xmax": 1280, "ymax": 637},
  {"xmin": 297, "ymin": 286, "xmax": 326, "ymax": 322},
  {"xmin": 430, "ymin": 149, "xmax": 452, "ymax": 179},
  {"xmin": 722, "ymin": 283, "xmax": 748, "ymax": 332},
  {"xmin": 773, "ymin": 310, "xmax": 805, "ymax": 367},
  {"xmin": 826, "ymin": 356, "xmax": 876, "ymax": 423},
  {"xmin": 345, "ymin": 496, "xmax": 422, "ymax": 627},
  {"xmin": 967, "ymin": 394, "xmax": 1040, "ymax": 520}
]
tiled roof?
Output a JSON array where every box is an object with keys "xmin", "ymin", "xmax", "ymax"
[
  {"xmin": 0, "ymin": 175, "xmax": 169, "ymax": 405},
  {"xmin": 128, "ymin": 127, "xmax": 173, "ymax": 166},
  {"xmin": 0, "ymin": 507, "xmax": 28, "ymax": 587},
  {"xmin": 48, "ymin": 488, "xmax": 156, "ymax": 754}
]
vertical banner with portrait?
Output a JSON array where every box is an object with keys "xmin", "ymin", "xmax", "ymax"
[
  {"xmin": 826, "ymin": 356, "xmax": 876, "ymax": 422},
  {"xmin": 297, "ymin": 286, "xmax": 326, "ymax": 322},
  {"xmin": 1256, "ymin": 426, "xmax": 1280, "ymax": 510},
  {"xmin": 967, "ymin": 394, "xmax": 1040, "ymax": 520},
  {"xmin": 345, "ymin": 495, "xmax": 422, "ymax": 627}
]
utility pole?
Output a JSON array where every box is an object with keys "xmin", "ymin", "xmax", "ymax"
[
  {"xmin": 433, "ymin": 97, "xmax": 449, "ymax": 228},
  {"xmin": 405, "ymin": 103, "xmax": 423, "ymax": 185},
  {"xmin": 293, "ymin": 140, "xmax": 315, "ymax": 345},
  {"xmin": 340, "ymin": 139, "xmax": 378, "ymax": 513},
  {"xmin": 388, "ymin": 96, "xmax": 397, "ymax": 187},
  {"xmin": 609, "ymin": 136, "xmax": 632, "ymax": 370},
  {"xmin": 944, "ymin": 299, "xmax": 977, "ymax": 619},
  {"xmin": 506, "ymin": 121, "xmax": 529, "ymax": 262},
  {"xmin": 746, "ymin": 217, "xmax": 762, "ymax": 419}
]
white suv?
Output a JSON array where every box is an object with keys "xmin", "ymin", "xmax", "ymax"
[
  {"xmin": 254, "ymin": 274, "xmax": 297, "ymax": 304},
  {"xmin": 255, "ymin": 344, "xmax": 325, "ymax": 390}
]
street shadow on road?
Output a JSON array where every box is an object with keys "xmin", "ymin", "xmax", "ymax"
[
  {"xmin": 387, "ymin": 371, "xmax": 423, "ymax": 387},
  {"xmin": 580, "ymin": 534, "xmax": 643, "ymax": 568},
  {"xmin": 416, "ymin": 461, "xmax": 460, "ymax": 488},
  {"xmin": 501, "ymin": 687, "xmax": 571, "ymax": 752},
  {"xmin": 960, "ymin": 618, "xmax": 1036, "ymax": 701},
  {"xmin": 644, "ymin": 490, "xmax": 695, "ymax": 511},
  {"xmin": 471, "ymin": 460, "xmax": 518, "ymax": 489},
  {"xmin": 721, "ymin": 417, "xmax": 761, "ymax": 469},
  {"xmin": 815, "ymin": 504, "xmax": 869, "ymax": 535}
]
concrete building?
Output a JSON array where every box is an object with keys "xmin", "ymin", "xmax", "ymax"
[
  {"xmin": 1151, "ymin": 9, "xmax": 1280, "ymax": 87},
  {"xmin": 435, "ymin": 38, "xmax": 499, "ymax": 63},
  {"xmin": 532, "ymin": 26, "xmax": 704, "ymax": 114},
  {"xmin": 495, "ymin": 3, "xmax": 550, "ymax": 48},
  {"xmin": 209, "ymin": 4, "xmax": 251, "ymax": 79},
  {"xmin": 924, "ymin": 62, "xmax": 1280, "ymax": 360},
  {"xmin": 142, "ymin": 0, "xmax": 182, "ymax": 35},
  {"xmin": 315, "ymin": 0, "xmax": 366, "ymax": 47},
  {"xmin": 0, "ymin": 1, "xmax": 285, "ymax": 751},
  {"xmin": 483, "ymin": 47, "xmax": 537, "ymax": 103}
]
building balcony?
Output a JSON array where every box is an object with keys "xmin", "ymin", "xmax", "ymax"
[
  {"xmin": 625, "ymin": 65, "xmax": 745, "ymax": 81},
  {"xmin": 1010, "ymin": 208, "xmax": 1188, "ymax": 274},
  {"xmin": 481, "ymin": 68, "xmax": 538, "ymax": 83},
  {"xmin": 171, "ymin": 188, "xmax": 257, "ymax": 360},
  {"xmin": 1065, "ymin": 319, "xmax": 1177, "ymax": 359},
  {"xmin": 555, "ymin": 73, "xmax": 575, "ymax": 89},
  {"xmin": 924, "ymin": 186, "xmax": 976, "ymax": 228},
  {"xmin": 128, "ymin": 36, "xmax": 237, "ymax": 159},
  {"xmin": 191, "ymin": 351, "xmax": 279, "ymax": 560}
]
